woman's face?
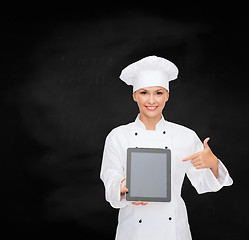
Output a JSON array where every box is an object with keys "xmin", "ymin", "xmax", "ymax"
[{"xmin": 133, "ymin": 86, "xmax": 169, "ymax": 119}]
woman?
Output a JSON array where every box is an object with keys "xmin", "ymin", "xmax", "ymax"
[{"xmin": 100, "ymin": 55, "xmax": 233, "ymax": 240}]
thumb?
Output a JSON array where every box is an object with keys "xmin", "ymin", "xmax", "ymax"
[
  {"xmin": 121, "ymin": 187, "xmax": 129, "ymax": 194},
  {"xmin": 203, "ymin": 137, "xmax": 210, "ymax": 149}
]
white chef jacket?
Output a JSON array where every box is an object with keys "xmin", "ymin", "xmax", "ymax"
[{"xmin": 100, "ymin": 114, "xmax": 233, "ymax": 240}]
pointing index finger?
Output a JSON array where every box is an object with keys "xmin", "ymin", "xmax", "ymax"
[{"xmin": 182, "ymin": 152, "xmax": 199, "ymax": 162}]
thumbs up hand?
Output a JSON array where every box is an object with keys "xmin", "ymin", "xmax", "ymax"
[{"xmin": 182, "ymin": 137, "xmax": 219, "ymax": 177}]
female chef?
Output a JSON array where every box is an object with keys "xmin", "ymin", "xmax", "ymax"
[{"xmin": 100, "ymin": 55, "xmax": 233, "ymax": 240}]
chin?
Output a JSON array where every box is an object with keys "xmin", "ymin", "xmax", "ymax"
[{"xmin": 143, "ymin": 110, "xmax": 161, "ymax": 118}]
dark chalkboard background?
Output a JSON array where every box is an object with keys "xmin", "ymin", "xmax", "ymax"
[{"xmin": 1, "ymin": 5, "xmax": 248, "ymax": 239}]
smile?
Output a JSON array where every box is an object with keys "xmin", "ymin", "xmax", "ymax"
[{"xmin": 145, "ymin": 106, "xmax": 158, "ymax": 111}]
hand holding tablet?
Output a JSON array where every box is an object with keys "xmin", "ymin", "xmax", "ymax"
[{"xmin": 120, "ymin": 178, "xmax": 148, "ymax": 205}]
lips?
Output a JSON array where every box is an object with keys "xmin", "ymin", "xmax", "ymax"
[{"xmin": 145, "ymin": 106, "xmax": 158, "ymax": 111}]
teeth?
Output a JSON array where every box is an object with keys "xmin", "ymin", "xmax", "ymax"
[{"xmin": 146, "ymin": 106, "xmax": 157, "ymax": 110}]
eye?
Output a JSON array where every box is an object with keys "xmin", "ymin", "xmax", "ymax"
[
  {"xmin": 156, "ymin": 92, "xmax": 163, "ymax": 95},
  {"xmin": 140, "ymin": 91, "xmax": 147, "ymax": 95}
]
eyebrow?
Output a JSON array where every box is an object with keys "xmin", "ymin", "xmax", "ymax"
[{"xmin": 139, "ymin": 88, "xmax": 164, "ymax": 91}]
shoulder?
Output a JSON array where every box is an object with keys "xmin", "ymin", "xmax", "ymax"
[
  {"xmin": 167, "ymin": 121, "xmax": 195, "ymax": 133},
  {"xmin": 167, "ymin": 121, "xmax": 202, "ymax": 152},
  {"xmin": 167, "ymin": 121, "xmax": 198, "ymax": 140},
  {"xmin": 105, "ymin": 121, "xmax": 135, "ymax": 140}
]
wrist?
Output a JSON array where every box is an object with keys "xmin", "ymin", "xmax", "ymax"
[
  {"xmin": 210, "ymin": 157, "xmax": 219, "ymax": 178},
  {"xmin": 212, "ymin": 156, "xmax": 219, "ymax": 169}
]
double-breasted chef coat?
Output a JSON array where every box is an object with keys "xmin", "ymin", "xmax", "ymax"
[{"xmin": 100, "ymin": 114, "xmax": 233, "ymax": 240}]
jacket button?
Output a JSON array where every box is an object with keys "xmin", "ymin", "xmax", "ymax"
[
  {"xmin": 135, "ymin": 132, "xmax": 138, "ymax": 136},
  {"xmin": 163, "ymin": 131, "xmax": 166, "ymax": 134},
  {"xmin": 139, "ymin": 219, "xmax": 142, "ymax": 223},
  {"xmin": 169, "ymin": 217, "xmax": 172, "ymax": 220}
]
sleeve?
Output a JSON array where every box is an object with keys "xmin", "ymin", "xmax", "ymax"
[
  {"xmin": 100, "ymin": 131, "xmax": 130, "ymax": 209},
  {"xmin": 186, "ymin": 133, "xmax": 233, "ymax": 194}
]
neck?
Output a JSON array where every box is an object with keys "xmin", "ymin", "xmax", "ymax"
[{"xmin": 139, "ymin": 113, "xmax": 162, "ymax": 130}]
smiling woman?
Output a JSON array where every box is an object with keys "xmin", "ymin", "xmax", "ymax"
[
  {"xmin": 100, "ymin": 55, "xmax": 233, "ymax": 240},
  {"xmin": 133, "ymin": 87, "xmax": 169, "ymax": 130}
]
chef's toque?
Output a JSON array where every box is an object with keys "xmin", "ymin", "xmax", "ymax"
[{"xmin": 119, "ymin": 55, "xmax": 178, "ymax": 92}]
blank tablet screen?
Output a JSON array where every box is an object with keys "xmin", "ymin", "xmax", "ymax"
[{"xmin": 126, "ymin": 148, "xmax": 171, "ymax": 202}]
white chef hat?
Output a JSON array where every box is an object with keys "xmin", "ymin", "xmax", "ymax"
[{"xmin": 119, "ymin": 55, "xmax": 178, "ymax": 92}]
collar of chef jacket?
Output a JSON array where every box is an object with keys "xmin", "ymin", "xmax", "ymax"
[
  {"xmin": 134, "ymin": 114, "xmax": 167, "ymax": 131},
  {"xmin": 133, "ymin": 114, "xmax": 171, "ymax": 149}
]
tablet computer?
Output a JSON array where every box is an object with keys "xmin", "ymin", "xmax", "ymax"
[{"xmin": 126, "ymin": 147, "xmax": 171, "ymax": 202}]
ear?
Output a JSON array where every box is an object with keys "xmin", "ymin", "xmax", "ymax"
[
  {"xmin": 133, "ymin": 92, "xmax": 137, "ymax": 102},
  {"xmin": 165, "ymin": 91, "xmax": 169, "ymax": 102}
]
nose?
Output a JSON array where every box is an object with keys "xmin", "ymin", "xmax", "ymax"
[{"xmin": 148, "ymin": 93, "xmax": 155, "ymax": 104}]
